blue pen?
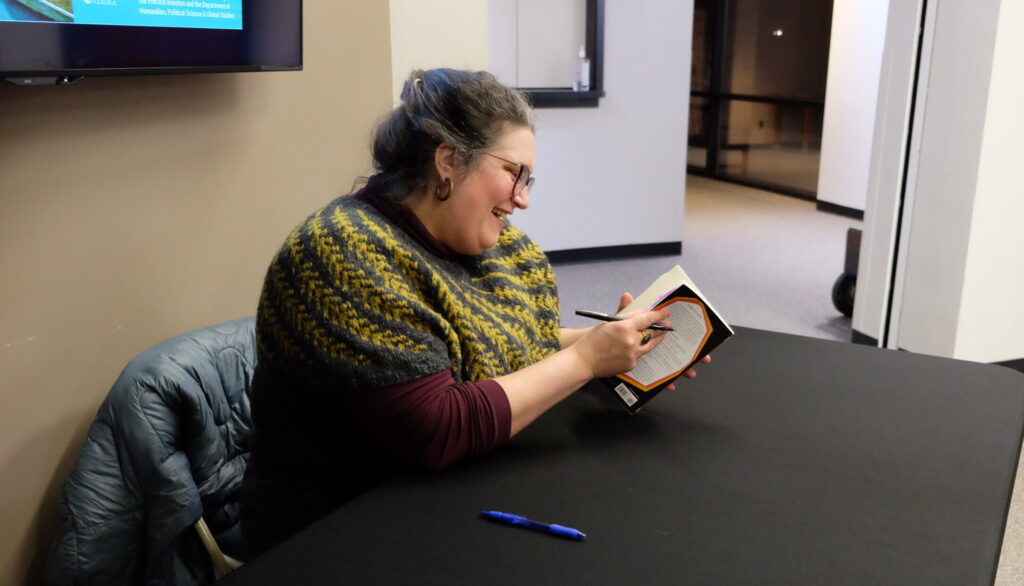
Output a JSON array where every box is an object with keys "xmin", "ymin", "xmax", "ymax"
[{"xmin": 480, "ymin": 510, "xmax": 586, "ymax": 540}]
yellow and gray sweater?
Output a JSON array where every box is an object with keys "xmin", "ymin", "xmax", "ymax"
[{"xmin": 255, "ymin": 191, "xmax": 562, "ymax": 389}]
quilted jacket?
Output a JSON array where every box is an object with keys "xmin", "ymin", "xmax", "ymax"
[{"xmin": 45, "ymin": 317, "xmax": 256, "ymax": 585}]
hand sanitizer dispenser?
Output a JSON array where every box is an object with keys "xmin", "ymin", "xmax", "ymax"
[{"xmin": 574, "ymin": 45, "xmax": 591, "ymax": 91}]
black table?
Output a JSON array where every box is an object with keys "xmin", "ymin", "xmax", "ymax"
[{"xmin": 221, "ymin": 327, "xmax": 1024, "ymax": 585}]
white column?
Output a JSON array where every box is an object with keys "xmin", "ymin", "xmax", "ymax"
[
  {"xmin": 855, "ymin": 0, "xmax": 1024, "ymax": 363},
  {"xmin": 815, "ymin": 0, "xmax": 889, "ymax": 213}
]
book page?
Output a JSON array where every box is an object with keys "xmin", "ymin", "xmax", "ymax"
[
  {"xmin": 621, "ymin": 298, "xmax": 708, "ymax": 388},
  {"xmin": 619, "ymin": 265, "xmax": 733, "ymax": 336},
  {"xmin": 619, "ymin": 265, "xmax": 692, "ymax": 314}
]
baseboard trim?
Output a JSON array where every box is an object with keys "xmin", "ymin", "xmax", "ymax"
[
  {"xmin": 851, "ymin": 329, "xmax": 877, "ymax": 346},
  {"xmin": 847, "ymin": 335, "xmax": 1024, "ymax": 373},
  {"xmin": 994, "ymin": 358, "xmax": 1024, "ymax": 375},
  {"xmin": 816, "ymin": 201, "xmax": 865, "ymax": 220},
  {"xmin": 546, "ymin": 242, "xmax": 682, "ymax": 264}
]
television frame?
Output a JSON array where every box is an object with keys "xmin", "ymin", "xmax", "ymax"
[{"xmin": 0, "ymin": 0, "xmax": 302, "ymax": 85}]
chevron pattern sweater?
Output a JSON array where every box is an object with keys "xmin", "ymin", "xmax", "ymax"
[{"xmin": 255, "ymin": 192, "xmax": 562, "ymax": 389}]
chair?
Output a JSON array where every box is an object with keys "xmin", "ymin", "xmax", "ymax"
[{"xmin": 45, "ymin": 317, "xmax": 256, "ymax": 585}]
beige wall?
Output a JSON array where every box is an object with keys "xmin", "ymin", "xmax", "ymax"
[
  {"xmin": 0, "ymin": 3, "xmax": 393, "ymax": 583},
  {"xmin": 388, "ymin": 0, "xmax": 489, "ymax": 101}
]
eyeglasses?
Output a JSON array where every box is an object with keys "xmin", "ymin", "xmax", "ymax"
[{"xmin": 485, "ymin": 153, "xmax": 535, "ymax": 197}]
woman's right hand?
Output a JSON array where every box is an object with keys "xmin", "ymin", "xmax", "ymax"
[
  {"xmin": 499, "ymin": 305, "xmax": 670, "ymax": 436},
  {"xmin": 569, "ymin": 307, "xmax": 672, "ymax": 378}
]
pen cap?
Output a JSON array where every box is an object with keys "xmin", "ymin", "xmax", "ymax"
[{"xmin": 548, "ymin": 524, "xmax": 586, "ymax": 540}]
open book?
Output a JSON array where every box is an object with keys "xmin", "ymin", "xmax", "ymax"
[{"xmin": 601, "ymin": 265, "xmax": 734, "ymax": 414}]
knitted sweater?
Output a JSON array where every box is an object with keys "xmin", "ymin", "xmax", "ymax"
[
  {"xmin": 243, "ymin": 191, "xmax": 564, "ymax": 554},
  {"xmin": 255, "ymin": 192, "xmax": 562, "ymax": 387}
]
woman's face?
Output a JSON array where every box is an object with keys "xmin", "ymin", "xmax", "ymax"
[{"xmin": 436, "ymin": 126, "xmax": 536, "ymax": 255}]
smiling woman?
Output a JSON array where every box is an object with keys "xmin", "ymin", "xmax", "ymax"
[{"xmin": 240, "ymin": 68, "xmax": 689, "ymax": 557}]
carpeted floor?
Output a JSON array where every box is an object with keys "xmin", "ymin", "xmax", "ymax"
[{"xmin": 553, "ymin": 174, "xmax": 861, "ymax": 342}]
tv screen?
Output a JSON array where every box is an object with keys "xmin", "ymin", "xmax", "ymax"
[{"xmin": 0, "ymin": 0, "xmax": 301, "ymax": 84}]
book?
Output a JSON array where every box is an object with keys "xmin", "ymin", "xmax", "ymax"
[{"xmin": 601, "ymin": 265, "xmax": 734, "ymax": 414}]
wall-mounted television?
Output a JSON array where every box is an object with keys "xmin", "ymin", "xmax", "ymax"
[{"xmin": 0, "ymin": 0, "xmax": 301, "ymax": 85}]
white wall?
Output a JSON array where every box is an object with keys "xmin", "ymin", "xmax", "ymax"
[
  {"xmin": 504, "ymin": 0, "xmax": 693, "ymax": 252},
  {"xmin": 489, "ymin": 0, "xmax": 587, "ymax": 89},
  {"xmin": 851, "ymin": 0, "xmax": 925, "ymax": 343},
  {"xmin": 954, "ymin": 0, "xmax": 1024, "ymax": 363},
  {"xmin": 489, "ymin": 0, "xmax": 518, "ymax": 84},
  {"xmin": 389, "ymin": 0, "xmax": 489, "ymax": 101},
  {"xmin": 893, "ymin": 0, "xmax": 1000, "ymax": 357},
  {"xmin": 815, "ymin": 0, "xmax": 889, "ymax": 212}
]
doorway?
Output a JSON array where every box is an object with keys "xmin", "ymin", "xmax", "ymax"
[{"xmin": 688, "ymin": 0, "xmax": 834, "ymax": 199}]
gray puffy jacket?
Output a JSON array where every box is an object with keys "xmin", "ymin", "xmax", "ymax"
[{"xmin": 45, "ymin": 317, "xmax": 255, "ymax": 585}]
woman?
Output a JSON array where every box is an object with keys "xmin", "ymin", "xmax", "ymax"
[{"xmin": 241, "ymin": 68, "xmax": 704, "ymax": 556}]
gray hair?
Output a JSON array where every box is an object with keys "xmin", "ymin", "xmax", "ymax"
[{"xmin": 366, "ymin": 68, "xmax": 534, "ymax": 202}]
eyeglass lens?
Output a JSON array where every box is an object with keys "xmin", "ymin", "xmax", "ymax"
[
  {"xmin": 514, "ymin": 167, "xmax": 535, "ymax": 196},
  {"xmin": 486, "ymin": 153, "xmax": 535, "ymax": 196}
]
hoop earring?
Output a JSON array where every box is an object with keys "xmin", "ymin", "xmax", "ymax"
[{"xmin": 435, "ymin": 177, "xmax": 453, "ymax": 201}]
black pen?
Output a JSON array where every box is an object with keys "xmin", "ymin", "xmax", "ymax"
[{"xmin": 574, "ymin": 309, "xmax": 674, "ymax": 331}]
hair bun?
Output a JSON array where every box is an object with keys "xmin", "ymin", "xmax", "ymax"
[{"xmin": 371, "ymin": 68, "xmax": 533, "ymax": 203}]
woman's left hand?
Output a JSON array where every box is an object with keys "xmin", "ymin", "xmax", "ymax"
[{"xmin": 680, "ymin": 354, "xmax": 712, "ymax": 380}]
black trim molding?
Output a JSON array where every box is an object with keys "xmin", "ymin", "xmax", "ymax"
[
  {"xmin": 994, "ymin": 358, "xmax": 1024, "ymax": 375},
  {"xmin": 687, "ymin": 170, "xmax": 816, "ymax": 201},
  {"xmin": 851, "ymin": 329, "xmax": 877, "ymax": 346},
  {"xmin": 691, "ymin": 91, "xmax": 824, "ymax": 108},
  {"xmin": 850, "ymin": 332, "xmax": 1023, "ymax": 375},
  {"xmin": 523, "ymin": 89, "xmax": 605, "ymax": 108},
  {"xmin": 546, "ymin": 242, "xmax": 682, "ymax": 264},
  {"xmin": 520, "ymin": 0, "xmax": 604, "ymax": 109},
  {"xmin": 817, "ymin": 201, "xmax": 865, "ymax": 220}
]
